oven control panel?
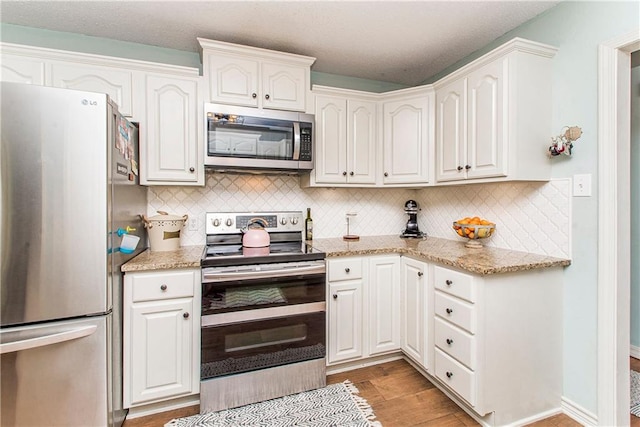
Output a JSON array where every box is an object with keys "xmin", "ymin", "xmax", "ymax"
[{"xmin": 205, "ymin": 211, "xmax": 304, "ymax": 234}]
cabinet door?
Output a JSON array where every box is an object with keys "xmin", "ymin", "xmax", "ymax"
[
  {"xmin": 466, "ymin": 59, "xmax": 506, "ymax": 179},
  {"xmin": 206, "ymin": 53, "xmax": 259, "ymax": 107},
  {"xmin": 261, "ymin": 61, "xmax": 307, "ymax": 111},
  {"xmin": 143, "ymin": 74, "xmax": 201, "ymax": 184},
  {"xmin": 401, "ymin": 258, "xmax": 427, "ymax": 367},
  {"xmin": 328, "ymin": 281, "xmax": 363, "ymax": 364},
  {"xmin": 369, "ymin": 256, "xmax": 401, "ymax": 355},
  {"xmin": 347, "ymin": 99, "xmax": 377, "ymax": 184},
  {"xmin": 50, "ymin": 62, "xmax": 133, "ymax": 117},
  {"xmin": 0, "ymin": 54, "xmax": 45, "ymax": 85},
  {"xmin": 314, "ymin": 95, "xmax": 347, "ymax": 184},
  {"xmin": 128, "ymin": 298, "xmax": 193, "ymax": 405},
  {"xmin": 436, "ymin": 79, "xmax": 466, "ymax": 182},
  {"xmin": 382, "ymin": 96, "xmax": 430, "ymax": 184}
]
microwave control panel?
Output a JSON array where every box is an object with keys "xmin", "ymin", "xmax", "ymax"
[{"xmin": 299, "ymin": 125, "xmax": 312, "ymax": 161}]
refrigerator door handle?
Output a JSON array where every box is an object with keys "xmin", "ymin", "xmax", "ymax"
[{"xmin": 0, "ymin": 325, "xmax": 97, "ymax": 354}]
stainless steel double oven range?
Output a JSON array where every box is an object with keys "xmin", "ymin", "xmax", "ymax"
[{"xmin": 199, "ymin": 211, "xmax": 326, "ymax": 412}]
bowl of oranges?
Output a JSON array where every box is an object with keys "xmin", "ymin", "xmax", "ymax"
[{"xmin": 452, "ymin": 217, "xmax": 496, "ymax": 249}]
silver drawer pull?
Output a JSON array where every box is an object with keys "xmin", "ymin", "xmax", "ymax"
[
  {"xmin": 445, "ymin": 308, "xmax": 453, "ymax": 314},
  {"xmin": 160, "ymin": 284, "xmax": 167, "ymax": 291},
  {"xmin": 446, "ymin": 338, "xmax": 454, "ymax": 345},
  {"xmin": 446, "ymin": 371, "xmax": 453, "ymax": 378}
]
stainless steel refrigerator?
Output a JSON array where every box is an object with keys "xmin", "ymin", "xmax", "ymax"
[{"xmin": 0, "ymin": 82, "xmax": 147, "ymax": 427}]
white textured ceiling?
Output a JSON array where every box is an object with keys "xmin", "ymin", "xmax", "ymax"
[{"xmin": 0, "ymin": 1, "xmax": 560, "ymax": 86}]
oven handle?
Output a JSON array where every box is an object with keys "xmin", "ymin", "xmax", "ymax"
[
  {"xmin": 202, "ymin": 302, "xmax": 325, "ymax": 327},
  {"xmin": 202, "ymin": 262, "xmax": 326, "ymax": 283}
]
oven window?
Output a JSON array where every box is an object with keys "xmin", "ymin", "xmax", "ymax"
[
  {"xmin": 202, "ymin": 273, "xmax": 325, "ymax": 315},
  {"xmin": 207, "ymin": 118, "xmax": 294, "ymax": 160},
  {"xmin": 201, "ymin": 311, "xmax": 325, "ymax": 380}
]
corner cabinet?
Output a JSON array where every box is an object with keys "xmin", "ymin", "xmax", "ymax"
[
  {"xmin": 141, "ymin": 72, "xmax": 203, "ymax": 185},
  {"xmin": 368, "ymin": 255, "xmax": 401, "ymax": 355},
  {"xmin": 400, "ymin": 257, "xmax": 429, "ymax": 369},
  {"xmin": 381, "ymin": 87, "xmax": 435, "ymax": 186},
  {"xmin": 309, "ymin": 86, "xmax": 377, "ymax": 186},
  {"xmin": 123, "ymin": 268, "xmax": 200, "ymax": 408},
  {"xmin": 198, "ymin": 38, "xmax": 315, "ymax": 112},
  {"xmin": 435, "ymin": 38, "xmax": 557, "ymax": 183}
]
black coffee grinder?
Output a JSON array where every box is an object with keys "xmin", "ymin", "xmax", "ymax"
[{"xmin": 401, "ymin": 199, "xmax": 425, "ymax": 238}]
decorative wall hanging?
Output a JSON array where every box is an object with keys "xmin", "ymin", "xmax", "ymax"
[{"xmin": 549, "ymin": 126, "xmax": 583, "ymax": 157}]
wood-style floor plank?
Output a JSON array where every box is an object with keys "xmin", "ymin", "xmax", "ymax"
[{"xmin": 124, "ymin": 357, "xmax": 640, "ymax": 426}]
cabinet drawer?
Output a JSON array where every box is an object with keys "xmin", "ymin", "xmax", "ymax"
[
  {"xmin": 435, "ymin": 291, "xmax": 476, "ymax": 334},
  {"xmin": 131, "ymin": 270, "xmax": 195, "ymax": 302},
  {"xmin": 434, "ymin": 317, "xmax": 476, "ymax": 370},
  {"xmin": 435, "ymin": 348, "xmax": 476, "ymax": 406},
  {"xmin": 434, "ymin": 266, "xmax": 476, "ymax": 302},
  {"xmin": 328, "ymin": 258, "xmax": 363, "ymax": 281}
]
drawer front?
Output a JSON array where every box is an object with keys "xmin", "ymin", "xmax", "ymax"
[
  {"xmin": 131, "ymin": 270, "xmax": 195, "ymax": 302},
  {"xmin": 434, "ymin": 266, "xmax": 475, "ymax": 302},
  {"xmin": 328, "ymin": 258, "xmax": 363, "ymax": 282},
  {"xmin": 434, "ymin": 317, "xmax": 476, "ymax": 369},
  {"xmin": 435, "ymin": 348, "xmax": 476, "ymax": 406},
  {"xmin": 434, "ymin": 291, "xmax": 476, "ymax": 334}
]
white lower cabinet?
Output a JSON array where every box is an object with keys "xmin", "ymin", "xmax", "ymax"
[
  {"xmin": 327, "ymin": 257, "xmax": 364, "ymax": 364},
  {"xmin": 400, "ymin": 257, "xmax": 429, "ymax": 369},
  {"xmin": 368, "ymin": 255, "xmax": 401, "ymax": 355},
  {"xmin": 123, "ymin": 268, "xmax": 200, "ymax": 408},
  {"xmin": 431, "ymin": 264, "xmax": 563, "ymax": 426}
]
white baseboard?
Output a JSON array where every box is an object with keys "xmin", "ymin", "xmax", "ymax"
[
  {"xmin": 126, "ymin": 395, "xmax": 200, "ymax": 419},
  {"xmin": 631, "ymin": 345, "xmax": 640, "ymax": 359},
  {"xmin": 561, "ymin": 396, "xmax": 598, "ymax": 427}
]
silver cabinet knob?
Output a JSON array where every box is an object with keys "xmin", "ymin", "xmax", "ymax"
[
  {"xmin": 343, "ymin": 171, "xmax": 347, "ymax": 176},
  {"xmin": 446, "ymin": 308, "xmax": 453, "ymax": 314},
  {"xmin": 345, "ymin": 267, "xmax": 350, "ymax": 273},
  {"xmin": 445, "ymin": 279, "xmax": 453, "ymax": 286},
  {"xmin": 457, "ymin": 166, "xmax": 463, "ymax": 171},
  {"xmin": 252, "ymin": 93, "xmax": 257, "ymax": 98},
  {"xmin": 446, "ymin": 371, "xmax": 453, "ymax": 378},
  {"xmin": 333, "ymin": 294, "xmax": 338, "ymax": 299},
  {"xmin": 417, "ymin": 272, "xmax": 424, "ymax": 277},
  {"xmin": 160, "ymin": 284, "xmax": 167, "ymax": 291},
  {"xmin": 446, "ymin": 338, "xmax": 454, "ymax": 345},
  {"xmin": 384, "ymin": 172, "xmax": 389, "ymax": 177},
  {"xmin": 183, "ymin": 312, "xmax": 190, "ymax": 319},
  {"xmin": 265, "ymin": 94, "xmax": 270, "ymax": 100},
  {"xmin": 349, "ymin": 171, "xmax": 354, "ymax": 176},
  {"xmin": 189, "ymin": 167, "xmax": 195, "ymax": 172}
]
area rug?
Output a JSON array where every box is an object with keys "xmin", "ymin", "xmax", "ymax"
[
  {"xmin": 632, "ymin": 370, "xmax": 640, "ymax": 417},
  {"xmin": 165, "ymin": 380, "xmax": 382, "ymax": 427}
]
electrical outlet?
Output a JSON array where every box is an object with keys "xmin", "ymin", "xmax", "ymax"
[
  {"xmin": 573, "ymin": 174, "xmax": 592, "ymax": 197},
  {"xmin": 188, "ymin": 217, "xmax": 198, "ymax": 231}
]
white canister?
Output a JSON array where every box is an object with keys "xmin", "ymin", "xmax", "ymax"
[{"xmin": 141, "ymin": 211, "xmax": 188, "ymax": 252}]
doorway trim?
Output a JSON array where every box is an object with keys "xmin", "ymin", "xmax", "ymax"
[{"xmin": 597, "ymin": 29, "xmax": 640, "ymax": 426}]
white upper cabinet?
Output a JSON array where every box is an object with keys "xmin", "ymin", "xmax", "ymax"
[
  {"xmin": 309, "ymin": 87, "xmax": 377, "ymax": 186},
  {"xmin": 50, "ymin": 62, "xmax": 134, "ymax": 117},
  {"xmin": 142, "ymin": 72, "xmax": 202, "ymax": 185},
  {"xmin": 0, "ymin": 43, "xmax": 204, "ymax": 186},
  {"xmin": 199, "ymin": 38, "xmax": 315, "ymax": 112},
  {"xmin": 435, "ymin": 38, "xmax": 557, "ymax": 183},
  {"xmin": 381, "ymin": 88, "xmax": 434, "ymax": 186},
  {"xmin": 1, "ymin": 51, "xmax": 45, "ymax": 85}
]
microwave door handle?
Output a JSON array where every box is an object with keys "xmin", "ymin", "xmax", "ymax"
[{"xmin": 292, "ymin": 122, "xmax": 301, "ymax": 160}]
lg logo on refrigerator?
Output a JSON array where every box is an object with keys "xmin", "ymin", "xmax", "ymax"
[{"xmin": 82, "ymin": 99, "xmax": 98, "ymax": 106}]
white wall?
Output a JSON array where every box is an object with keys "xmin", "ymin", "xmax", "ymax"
[{"xmin": 631, "ymin": 56, "xmax": 640, "ymax": 352}]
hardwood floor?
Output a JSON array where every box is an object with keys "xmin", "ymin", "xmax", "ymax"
[{"xmin": 124, "ymin": 357, "xmax": 640, "ymax": 427}]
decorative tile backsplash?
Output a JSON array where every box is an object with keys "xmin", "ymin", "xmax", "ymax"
[{"xmin": 148, "ymin": 173, "xmax": 571, "ymax": 258}]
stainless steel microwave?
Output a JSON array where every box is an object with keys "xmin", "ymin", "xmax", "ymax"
[{"xmin": 204, "ymin": 103, "xmax": 314, "ymax": 173}]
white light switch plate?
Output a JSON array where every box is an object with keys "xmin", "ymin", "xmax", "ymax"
[{"xmin": 573, "ymin": 174, "xmax": 592, "ymax": 197}]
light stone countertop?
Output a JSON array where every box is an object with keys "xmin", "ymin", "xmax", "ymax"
[
  {"xmin": 121, "ymin": 245, "xmax": 205, "ymax": 272},
  {"xmin": 121, "ymin": 237, "xmax": 571, "ymax": 276},
  {"xmin": 309, "ymin": 235, "xmax": 571, "ymax": 275}
]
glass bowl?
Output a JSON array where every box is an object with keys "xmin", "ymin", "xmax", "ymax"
[{"xmin": 452, "ymin": 221, "xmax": 496, "ymax": 248}]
